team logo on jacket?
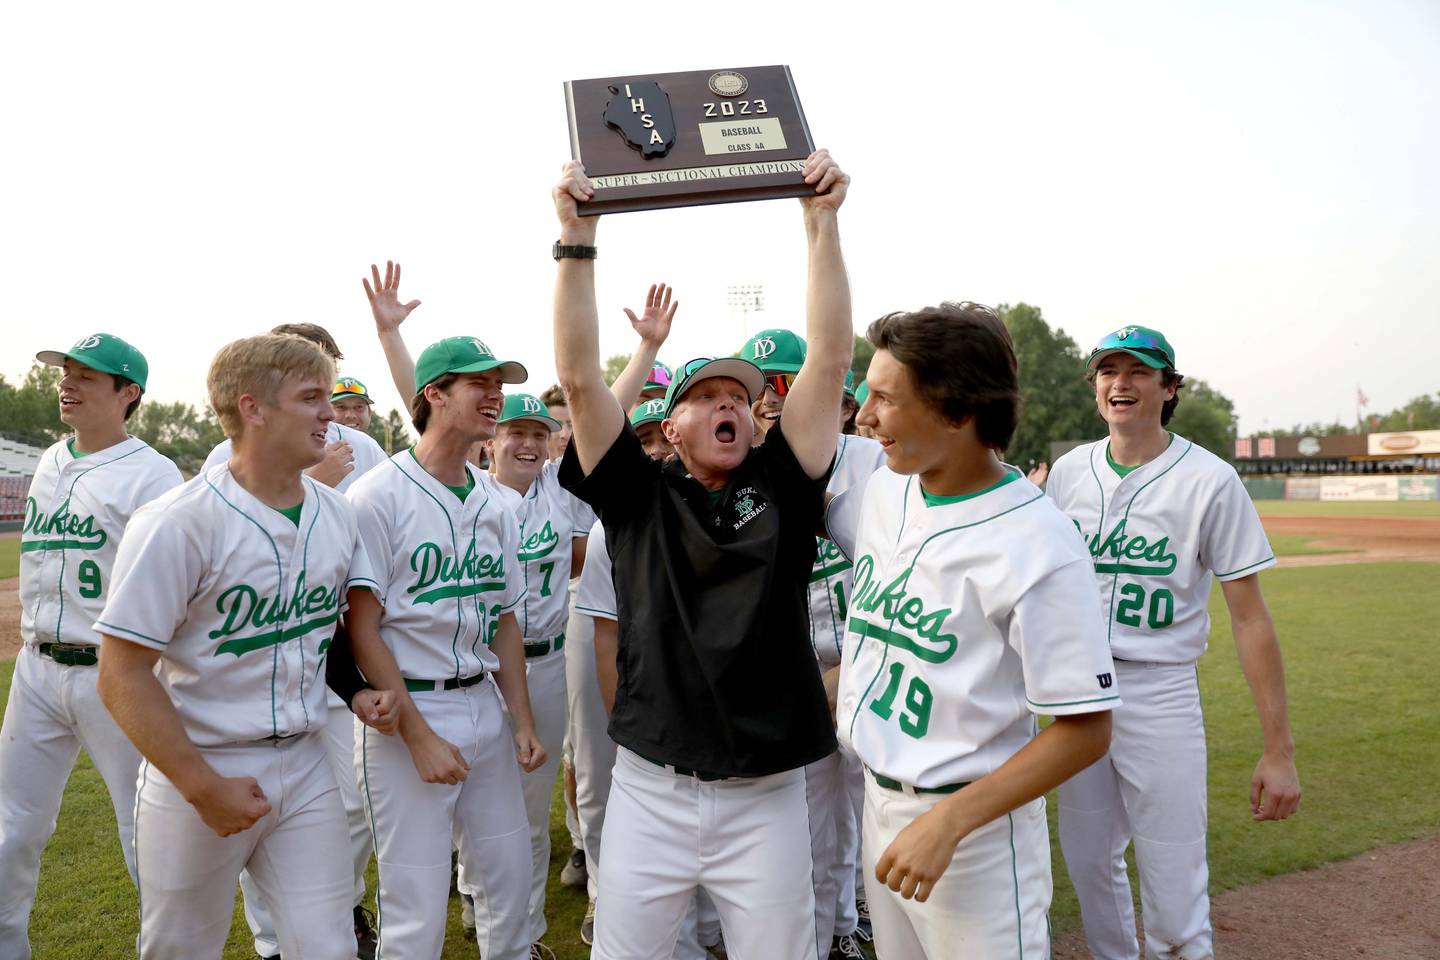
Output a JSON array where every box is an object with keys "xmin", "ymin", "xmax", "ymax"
[
  {"xmin": 731, "ymin": 486, "xmax": 767, "ymax": 530},
  {"xmin": 1082, "ymin": 519, "xmax": 1178, "ymax": 576},
  {"xmin": 846, "ymin": 556, "xmax": 957, "ymax": 663},
  {"xmin": 408, "ymin": 539, "xmax": 507, "ymax": 604},
  {"xmin": 209, "ymin": 570, "xmax": 340, "ymax": 658},
  {"xmin": 517, "ymin": 520, "xmax": 560, "ymax": 562},
  {"xmin": 22, "ymin": 497, "xmax": 107, "ymax": 553}
]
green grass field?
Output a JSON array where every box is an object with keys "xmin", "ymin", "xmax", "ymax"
[
  {"xmin": 8, "ymin": 560, "xmax": 1439, "ymax": 958},
  {"xmin": 1, "ymin": 537, "xmax": 18, "ymax": 579},
  {"xmin": 1254, "ymin": 499, "xmax": 1440, "ymax": 518}
]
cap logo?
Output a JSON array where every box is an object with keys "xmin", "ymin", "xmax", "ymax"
[
  {"xmin": 74, "ymin": 334, "xmax": 103, "ymax": 351},
  {"xmin": 643, "ymin": 399, "xmax": 666, "ymax": 417},
  {"xmin": 1115, "ymin": 327, "xmax": 1136, "ymax": 340},
  {"xmin": 750, "ymin": 337, "xmax": 777, "ymax": 361},
  {"xmin": 522, "ymin": 396, "xmax": 543, "ymax": 414},
  {"xmin": 469, "ymin": 338, "xmax": 492, "ymax": 356}
]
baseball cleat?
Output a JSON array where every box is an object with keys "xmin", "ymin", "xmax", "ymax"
[
  {"xmin": 853, "ymin": 896, "xmax": 873, "ymax": 942},
  {"xmin": 559, "ymin": 846, "xmax": 587, "ymax": 889},
  {"xmin": 354, "ymin": 904, "xmax": 379, "ymax": 960},
  {"xmin": 581, "ymin": 897, "xmax": 596, "ymax": 945},
  {"xmin": 831, "ymin": 932, "xmax": 865, "ymax": 958}
]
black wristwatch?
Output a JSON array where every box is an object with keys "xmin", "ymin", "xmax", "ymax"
[{"xmin": 552, "ymin": 241, "xmax": 598, "ymax": 261}]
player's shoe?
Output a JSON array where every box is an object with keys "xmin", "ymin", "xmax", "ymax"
[
  {"xmin": 354, "ymin": 904, "xmax": 379, "ymax": 960},
  {"xmin": 854, "ymin": 896, "xmax": 873, "ymax": 942},
  {"xmin": 581, "ymin": 897, "xmax": 596, "ymax": 945},
  {"xmin": 528, "ymin": 944, "xmax": 556, "ymax": 959},
  {"xmin": 703, "ymin": 935, "xmax": 728, "ymax": 958},
  {"xmin": 559, "ymin": 846, "xmax": 587, "ymax": 889},
  {"xmin": 461, "ymin": 892, "xmax": 476, "ymax": 934},
  {"xmin": 830, "ymin": 932, "xmax": 865, "ymax": 958}
]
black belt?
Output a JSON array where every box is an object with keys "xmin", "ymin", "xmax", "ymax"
[
  {"xmin": 868, "ymin": 767, "xmax": 969, "ymax": 796},
  {"xmin": 636, "ymin": 752, "xmax": 730, "ymax": 782},
  {"xmin": 404, "ymin": 673, "xmax": 487, "ymax": 692},
  {"xmin": 37, "ymin": 643, "xmax": 98, "ymax": 667},
  {"xmin": 524, "ymin": 633, "xmax": 565, "ymax": 659}
]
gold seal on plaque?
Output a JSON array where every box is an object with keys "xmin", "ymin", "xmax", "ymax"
[{"xmin": 707, "ymin": 71, "xmax": 749, "ymax": 97}]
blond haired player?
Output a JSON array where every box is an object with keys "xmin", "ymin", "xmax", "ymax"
[
  {"xmin": 95, "ymin": 334, "xmax": 394, "ymax": 960},
  {"xmin": 1045, "ymin": 325, "xmax": 1300, "ymax": 960},
  {"xmin": 346, "ymin": 335, "xmax": 545, "ymax": 960},
  {"xmin": 0, "ymin": 334, "xmax": 181, "ymax": 959},
  {"xmin": 828, "ymin": 303, "xmax": 1118, "ymax": 958}
]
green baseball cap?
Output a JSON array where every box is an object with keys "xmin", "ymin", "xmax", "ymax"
[
  {"xmin": 36, "ymin": 333, "xmax": 150, "ymax": 392},
  {"xmin": 413, "ymin": 336, "xmax": 527, "ymax": 395},
  {"xmin": 854, "ymin": 379, "xmax": 870, "ymax": 406},
  {"xmin": 630, "ymin": 397, "xmax": 668, "ymax": 427},
  {"xmin": 330, "ymin": 377, "xmax": 374, "ymax": 404},
  {"xmin": 1086, "ymin": 325, "xmax": 1176, "ymax": 371},
  {"xmin": 663, "ymin": 356, "xmax": 766, "ymax": 418},
  {"xmin": 739, "ymin": 328, "xmax": 806, "ymax": 374},
  {"xmin": 644, "ymin": 362, "xmax": 674, "ymax": 393},
  {"xmin": 497, "ymin": 393, "xmax": 560, "ymax": 430}
]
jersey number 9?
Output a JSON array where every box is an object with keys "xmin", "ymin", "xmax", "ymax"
[{"xmin": 77, "ymin": 559, "xmax": 103, "ymax": 600}]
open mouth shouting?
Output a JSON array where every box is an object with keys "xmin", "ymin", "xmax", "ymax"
[{"xmin": 714, "ymin": 417, "xmax": 738, "ymax": 444}]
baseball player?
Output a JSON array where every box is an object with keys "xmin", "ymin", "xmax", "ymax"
[
  {"xmin": 346, "ymin": 335, "xmax": 546, "ymax": 960},
  {"xmin": 738, "ymin": 328, "xmax": 885, "ymax": 959},
  {"xmin": 203, "ymin": 323, "xmax": 388, "ymax": 959},
  {"xmin": 1045, "ymin": 325, "xmax": 1301, "ymax": 960},
  {"xmin": 332, "ymin": 376, "xmax": 377, "ymax": 431},
  {"xmin": 94, "ymin": 333, "xmax": 391, "ymax": 960},
  {"xmin": 551, "ymin": 148, "xmax": 851, "ymax": 960},
  {"xmin": 827, "ymin": 301, "xmax": 1119, "ymax": 958},
  {"xmin": 0, "ymin": 334, "xmax": 181, "ymax": 959}
]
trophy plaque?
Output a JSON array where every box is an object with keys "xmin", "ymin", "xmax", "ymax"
[{"xmin": 564, "ymin": 65, "xmax": 817, "ymax": 215}]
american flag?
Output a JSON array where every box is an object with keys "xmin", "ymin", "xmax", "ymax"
[
  {"xmin": 1236, "ymin": 438, "xmax": 1252, "ymax": 458},
  {"xmin": 1258, "ymin": 436, "xmax": 1276, "ymax": 458},
  {"xmin": 1357, "ymin": 386, "xmax": 1369, "ymax": 408}
]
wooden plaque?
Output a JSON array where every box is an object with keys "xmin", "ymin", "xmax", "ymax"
[{"xmin": 564, "ymin": 65, "xmax": 816, "ymax": 215}]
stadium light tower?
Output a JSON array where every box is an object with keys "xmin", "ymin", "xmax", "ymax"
[{"xmin": 726, "ymin": 283, "xmax": 765, "ymax": 341}]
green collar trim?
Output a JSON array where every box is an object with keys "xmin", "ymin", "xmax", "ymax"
[
  {"xmin": 271, "ymin": 502, "xmax": 304, "ymax": 527},
  {"xmin": 920, "ymin": 468, "xmax": 1019, "ymax": 507},
  {"xmin": 1106, "ymin": 433, "xmax": 1174, "ymax": 478}
]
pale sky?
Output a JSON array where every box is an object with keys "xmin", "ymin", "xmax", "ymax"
[{"xmin": 3, "ymin": 1, "xmax": 1436, "ymax": 435}]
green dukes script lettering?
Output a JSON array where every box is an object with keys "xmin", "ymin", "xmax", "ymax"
[
  {"xmin": 810, "ymin": 538, "xmax": 853, "ymax": 583},
  {"xmin": 20, "ymin": 497, "xmax": 107, "ymax": 553},
  {"xmin": 516, "ymin": 521, "xmax": 560, "ymax": 563},
  {"xmin": 1084, "ymin": 519, "xmax": 1178, "ymax": 576},
  {"xmin": 846, "ymin": 555, "xmax": 957, "ymax": 663},
  {"xmin": 408, "ymin": 540, "xmax": 506, "ymax": 605},
  {"xmin": 209, "ymin": 571, "xmax": 340, "ymax": 658}
]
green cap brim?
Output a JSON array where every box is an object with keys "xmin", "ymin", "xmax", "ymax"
[
  {"xmin": 35, "ymin": 349, "xmax": 144, "ymax": 391},
  {"xmin": 498, "ymin": 413, "xmax": 560, "ymax": 431},
  {"xmin": 1086, "ymin": 347, "xmax": 1170, "ymax": 371},
  {"xmin": 422, "ymin": 358, "xmax": 528, "ymax": 393}
]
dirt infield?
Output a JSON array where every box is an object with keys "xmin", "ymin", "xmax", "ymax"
[
  {"xmin": 1265, "ymin": 513, "xmax": 1440, "ymax": 567},
  {"xmin": 1052, "ymin": 836, "xmax": 1440, "ymax": 959}
]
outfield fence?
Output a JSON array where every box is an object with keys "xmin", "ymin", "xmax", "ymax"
[{"xmin": 1244, "ymin": 474, "xmax": 1440, "ymax": 502}]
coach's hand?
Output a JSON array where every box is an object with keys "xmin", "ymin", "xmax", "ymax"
[
  {"xmin": 190, "ymin": 775, "xmax": 272, "ymax": 838},
  {"xmin": 875, "ymin": 806, "xmax": 961, "ymax": 902},
  {"xmin": 408, "ymin": 728, "xmax": 470, "ymax": 785},
  {"xmin": 515, "ymin": 727, "xmax": 547, "ymax": 774},
  {"xmin": 307, "ymin": 441, "xmax": 354, "ymax": 488},
  {"xmin": 1250, "ymin": 750, "xmax": 1301, "ymax": 821},
  {"xmin": 799, "ymin": 149, "xmax": 849, "ymax": 214},
  {"xmin": 352, "ymin": 688, "xmax": 400, "ymax": 736},
  {"xmin": 553, "ymin": 160, "xmax": 598, "ymax": 244},
  {"xmin": 364, "ymin": 260, "xmax": 422, "ymax": 333}
]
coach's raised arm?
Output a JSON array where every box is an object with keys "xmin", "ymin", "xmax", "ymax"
[{"xmin": 551, "ymin": 150, "xmax": 852, "ymax": 475}]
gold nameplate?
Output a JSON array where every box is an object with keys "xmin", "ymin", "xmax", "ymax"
[{"xmin": 698, "ymin": 118, "xmax": 788, "ymax": 156}]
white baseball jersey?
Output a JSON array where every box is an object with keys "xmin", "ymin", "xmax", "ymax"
[
  {"xmin": 204, "ymin": 421, "xmax": 387, "ymax": 493},
  {"xmin": 21, "ymin": 436, "xmax": 182, "ymax": 649},
  {"xmin": 574, "ymin": 519, "xmax": 615, "ymax": 621},
  {"xmin": 346, "ymin": 450, "xmax": 525, "ymax": 680},
  {"xmin": 830, "ymin": 467, "xmax": 1119, "ymax": 788},
  {"xmin": 809, "ymin": 434, "xmax": 886, "ymax": 667},
  {"xmin": 95, "ymin": 465, "xmax": 375, "ymax": 747},
  {"xmin": 1046, "ymin": 434, "xmax": 1276, "ymax": 664},
  {"xmin": 489, "ymin": 460, "xmax": 595, "ymax": 642}
]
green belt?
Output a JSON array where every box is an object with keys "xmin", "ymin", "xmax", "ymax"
[
  {"xmin": 868, "ymin": 768, "xmax": 969, "ymax": 795},
  {"xmin": 524, "ymin": 632, "xmax": 565, "ymax": 659},
  {"xmin": 37, "ymin": 643, "xmax": 99, "ymax": 667},
  {"xmin": 636, "ymin": 751, "xmax": 730, "ymax": 782},
  {"xmin": 404, "ymin": 673, "xmax": 487, "ymax": 693}
]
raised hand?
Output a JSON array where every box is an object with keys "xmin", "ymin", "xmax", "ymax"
[
  {"xmin": 623, "ymin": 283, "xmax": 677, "ymax": 346},
  {"xmin": 553, "ymin": 161, "xmax": 598, "ymax": 243},
  {"xmin": 799, "ymin": 149, "xmax": 849, "ymax": 214},
  {"xmin": 363, "ymin": 261, "xmax": 422, "ymax": 333}
]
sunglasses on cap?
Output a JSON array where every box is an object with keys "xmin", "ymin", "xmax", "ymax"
[
  {"xmin": 646, "ymin": 366, "xmax": 674, "ymax": 388},
  {"xmin": 764, "ymin": 373, "xmax": 797, "ymax": 397}
]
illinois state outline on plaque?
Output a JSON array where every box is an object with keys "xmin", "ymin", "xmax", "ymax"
[{"xmin": 604, "ymin": 81, "xmax": 676, "ymax": 158}]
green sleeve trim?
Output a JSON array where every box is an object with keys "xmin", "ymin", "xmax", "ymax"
[
  {"xmin": 1216, "ymin": 555, "xmax": 1275, "ymax": 579},
  {"xmin": 574, "ymin": 603, "xmax": 617, "ymax": 620},
  {"xmin": 1026, "ymin": 693, "xmax": 1121, "ymax": 709},
  {"xmin": 95, "ymin": 621, "xmax": 168, "ymax": 647}
]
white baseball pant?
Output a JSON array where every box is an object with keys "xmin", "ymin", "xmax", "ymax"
[
  {"xmin": 0, "ymin": 647, "xmax": 142, "ymax": 960},
  {"xmin": 862, "ymin": 775, "xmax": 1052, "ymax": 959},
  {"xmin": 594, "ymin": 747, "xmax": 819, "ymax": 960},
  {"xmin": 563, "ymin": 604, "xmax": 616, "ymax": 902},
  {"xmin": 133, "ymin": 733, "xmax": 355, "ymax": 960},
  {"xmin": 804, "ymin": 745, "xmax": 865, "ymax": 948},
  {"xmin": 834, "ymin": 746, "xmax": 864, "ymax": 936},
  {"xmin": 360, "ymin": 679, "xmax": 530, "ymax": 960},
  {"xmin": 242, "ymin": 697, "xmax": 371, "ymax": 956},
  {"xmin": 1058, "ymin": 660, "xmax": 1212, "ymax": 960}
]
